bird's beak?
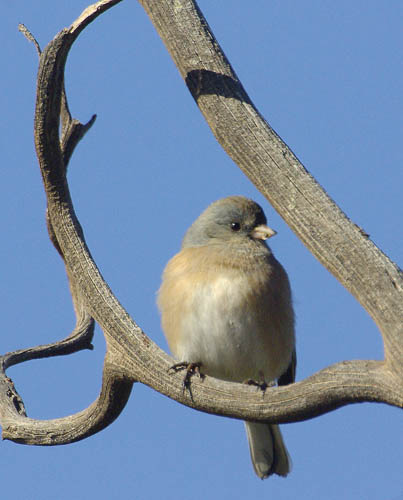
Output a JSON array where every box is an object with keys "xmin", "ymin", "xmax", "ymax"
[{"xmin": 251, "ymin": 224, "xmax": 277, "ymax": 240}]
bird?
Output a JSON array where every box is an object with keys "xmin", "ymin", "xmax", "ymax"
[{"xmin": 158, "ymin": 196, "xmax": 296, "ymax": 479}]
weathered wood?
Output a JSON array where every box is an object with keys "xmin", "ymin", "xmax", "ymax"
[{"xmin": 1, "ymin": 0, "xmax": 401, "ymax": 446}]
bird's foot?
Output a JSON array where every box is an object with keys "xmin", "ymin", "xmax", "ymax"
[
  {"xmin": 243, "ymin": 378, "xmax": 275, "ymax": 396},
  {"xmin": 168, "ymin": 362, "xmax": 204, "ymax": 400}
]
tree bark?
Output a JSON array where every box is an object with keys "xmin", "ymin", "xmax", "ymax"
[{"xmin": 0, "ymin": 0, "xmax": 401, "ymax": 446}]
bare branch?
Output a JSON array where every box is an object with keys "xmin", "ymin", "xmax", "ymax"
[
  {"xmin": 138, "ymin": 1, "xmax": 403, "ymax": 367},
  {"xmin": 2, "ymin": 357, "xmax": 401, "ymax": 445},
  {"xmin": 1, "ymin": 0, "xmax": 401, "ymax": 446},
  {"xmin": 1, "ymin": 0, "xmax": 127, "ymax": 445},
  {"xmin": 18, "ymin": 24, "xmax": 41, "ymax": 55},
  {"xmin": 1, "ymin": 361, "xmax": 133, "ymax": 445},
  {"xmin": 1, "ymin": 316, "xmax": 93, "ymax": 372}
]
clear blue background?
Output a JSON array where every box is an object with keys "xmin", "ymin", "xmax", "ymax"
[{"xmin": 1, "ymin": 2, "xmax": 402, "ymax": 499}]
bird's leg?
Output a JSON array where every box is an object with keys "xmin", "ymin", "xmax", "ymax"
[
  {"xmin": 168, "ymin": 362, "xmax": 204, "ymax": 399},
  {"xmin": 244, "ymin": 379, "xmax": 268, "ymax": 393},
  {"xmin": 243, "ymin": 372, "xmax": 275, "ymax": 396}
]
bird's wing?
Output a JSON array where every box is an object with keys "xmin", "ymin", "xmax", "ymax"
[{"xmin": 277, "ymin": 349, "xmax": 296, "ymax": 386}]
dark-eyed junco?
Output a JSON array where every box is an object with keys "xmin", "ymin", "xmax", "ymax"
[{"xmin": 158, "ymin": 196, "xmax": 296, "ymax": 479}]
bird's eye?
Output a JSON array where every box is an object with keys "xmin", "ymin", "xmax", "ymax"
[{"xmin": 231, "ymin": 222, "xmax": 241, "ymax": 231}]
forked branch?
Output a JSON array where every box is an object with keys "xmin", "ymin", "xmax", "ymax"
[{"xmin": 1, "ymin": 0, "xmax": 402, "ymax": 446}]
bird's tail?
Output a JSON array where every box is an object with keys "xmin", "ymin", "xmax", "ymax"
[{"xmin": 244, "ymin": 421, "xmax": 291, "ymax": 479}]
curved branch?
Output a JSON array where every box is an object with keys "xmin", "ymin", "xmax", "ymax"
[
  {"xmin": 1, "ymin": 0, "xmax": 127, "ymax": 445},
  {"xmin": 2, "ymin": 358, "xmax": 401, "ymax": 445},
  {"xmin": 1, "ymin": 361, "xmax": 133, "ymax": 445},
  {"xmin": 139, "ymin": 1, "xmax": 402, "ymax": 372},
  {"xmin": 1, "ymin": 0, "xmax": 401, "ymax": 446},
  {"xmin": 1, "ymin": 315, "xmax": 93, "ymax": 372}
]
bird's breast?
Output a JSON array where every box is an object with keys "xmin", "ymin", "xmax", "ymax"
[{"xmin": 158, "ymin": 247, "xmax": 294, "ymax": 383}]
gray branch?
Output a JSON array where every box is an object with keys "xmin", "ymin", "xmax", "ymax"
[{"xmin": 0, "ymin": 0, "xmax": 401, "ymax": 446}]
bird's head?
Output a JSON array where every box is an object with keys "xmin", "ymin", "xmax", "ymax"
[{"xmin": 182, "ymin": 196, "xmax": 276, "ymax": 249}]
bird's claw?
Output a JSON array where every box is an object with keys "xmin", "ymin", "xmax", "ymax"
[
  {"xmin": 168, "ymin": 362, "xmax": 204, "ymax": 400},
  {"xmin": 244, "ymin": 379, "xmax": 275, "ymax": 396}
]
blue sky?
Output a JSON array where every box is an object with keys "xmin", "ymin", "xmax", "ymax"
[{"xmin": 1, "ymin": 2, "xmax": 402, "ymax": 499}]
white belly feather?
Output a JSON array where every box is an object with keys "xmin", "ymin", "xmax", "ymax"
[{"xmin": 173, "ymin": 272, "xmax": 293, "ymax": 383}]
